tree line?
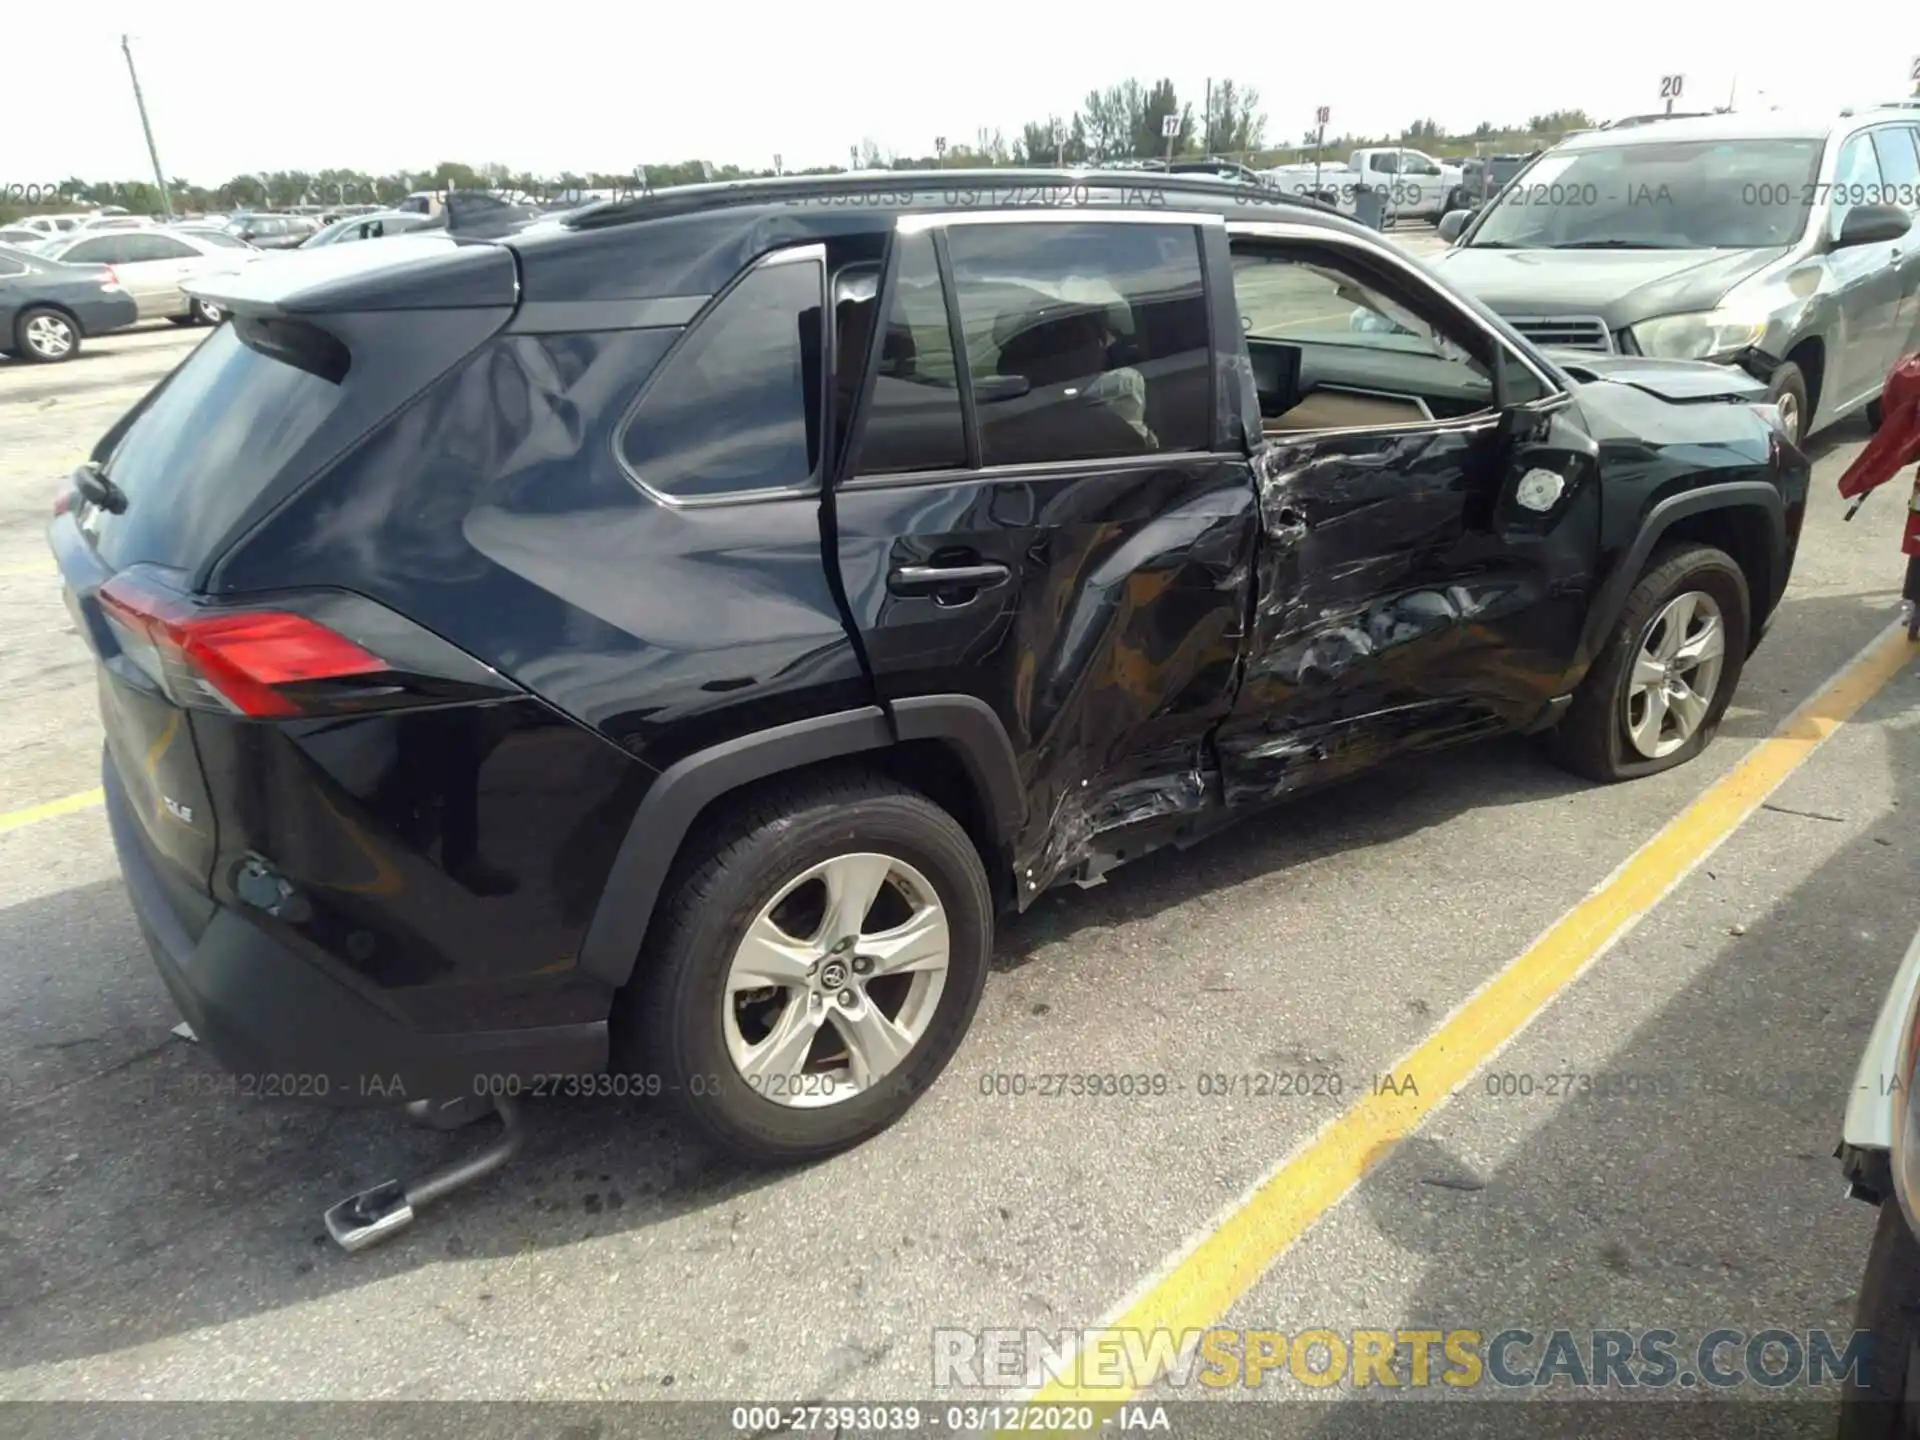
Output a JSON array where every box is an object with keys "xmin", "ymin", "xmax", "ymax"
[{"xmin": 3, "ymin": 77, "xmax": 1602, "ymax": 222}]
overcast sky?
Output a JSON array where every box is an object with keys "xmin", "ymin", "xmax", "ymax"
[{"xmin": 13, "ymin": 2, "xmax": 1920, "ymax": 184}]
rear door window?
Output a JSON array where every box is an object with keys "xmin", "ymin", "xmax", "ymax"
[
  {"xmin": 87, "ymin": 321, "xmax": 348, "ymax": 571},
  {"xmin": 62, "ymin": 236, "xmax": 127, "ymax": 264},
  {"xmin": 130, "ymin": 234, "xmax": 196, "ymax": 261},
  {"xmin": 943, "ymin": 220, "xmax": 1212, "ymax": 466}
]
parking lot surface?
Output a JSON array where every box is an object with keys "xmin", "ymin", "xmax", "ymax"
[{"xmin": 2, "ymin": 220, "xmax": 1915, "ymax": 1435}]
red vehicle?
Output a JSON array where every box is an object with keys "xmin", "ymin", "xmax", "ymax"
[{"xmin": 1839, "ymin": 355, "xmax": 1920, "ymax": 640}]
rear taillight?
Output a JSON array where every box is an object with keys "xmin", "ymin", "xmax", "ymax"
[
  {"xmin": 52, "ymin": 485, "xmax": 72, "ymax": 517},
  {"xmin": 97, "ymin": 574, "xmax": 388, "ymax": 717},
  {"xmin": 100, "ymin": 266, "xmax": 122, "ymax": 290}
]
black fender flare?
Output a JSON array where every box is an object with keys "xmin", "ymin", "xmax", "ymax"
[
  {"xmin": 576, "ymin": 697, "xmax": 1025, "ymax": 989},
  {"xmin": 1573, "ymin": 480, "xmax": 1786, "ymax": 675}
]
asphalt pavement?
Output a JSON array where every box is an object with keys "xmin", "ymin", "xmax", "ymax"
[{"xmin": 1, "ymin": 226, "xmax": 1915, "ymax": 1438}]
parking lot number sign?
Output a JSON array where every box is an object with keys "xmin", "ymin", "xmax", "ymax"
[
  {"xmin": 1659, "ymin": 73, "xmax": 1684, "ymax": 100},
  {"xmin": 1316, "ymin": 105, "xmax": 1330, "ymax": 125},
  {"xmin": 1161, "ymin": 115, "xmax": 1180, "ymax": 138}
]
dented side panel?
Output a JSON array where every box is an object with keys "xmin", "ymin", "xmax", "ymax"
[
  {"xmin": 833, "ymin": 458, "xmax": 1256, "ymax": 898},
  {"xmin": 1215, "ymin": 408, "xmax": 1601, "ymax": 806}
]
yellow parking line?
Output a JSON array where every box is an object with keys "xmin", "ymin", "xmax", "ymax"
[
  {"xmin": 1011, "ymin": 621, "xmax": 1917, "ymax": 1427},
  {"xmin": 0, "ymin": 787, "xmax": 104, "ymax": 836}
]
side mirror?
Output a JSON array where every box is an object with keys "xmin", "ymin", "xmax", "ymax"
[
  {"xmin": 1835, "ymin": 203, "xmax": 1912, "ymax": 249},
  {"xmin": 1438, "ymin": 210, "xmax": 1470, "ymax": 244}
]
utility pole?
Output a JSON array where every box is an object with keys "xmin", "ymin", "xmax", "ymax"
[
  {"xmin": 1204, "ymin": 77, "xmax": 1212, "ymax": 156},
  {"xmin": 120, "ymin": 35, "xmax": 174, "ymax": 219}
]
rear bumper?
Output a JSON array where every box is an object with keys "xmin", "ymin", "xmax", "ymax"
[
  {"xmin": 74, "ymin": 292, "xmax": 140, "ymax": 336},
  {"xmin": 105, "ymin": 758, "xmax": 607, "ymax": 1107}
]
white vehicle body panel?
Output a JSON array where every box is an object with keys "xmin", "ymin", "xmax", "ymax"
[{"xmin": 1843, "ymin": 919, "xmax": 1920, "ymax": 1155}]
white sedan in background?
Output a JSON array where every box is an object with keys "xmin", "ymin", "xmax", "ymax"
[{"xmin": 34, "ymin": 226, "xmax": 263, "ymax": 325}]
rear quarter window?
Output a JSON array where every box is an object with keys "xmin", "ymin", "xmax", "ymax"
[{"xmin": 88, "ymin": 321, "xmax": 346, "ymax": 571}]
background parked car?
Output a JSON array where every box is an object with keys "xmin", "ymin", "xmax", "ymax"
[
  {"xmin": 13, "ymin": 214, "xmax": 90, "ymax": 241},
  {"xmin": 1446, "ymin": 152, "xmax": 1538, "ymax": 213},
  {"xmin": 0, "ymin": 226, "xmax": 45, "ymax": 247},
  {"xmin": 298, "ymin": 211, "xmax": 438, "ymax": 247},
  {"xmin": 1430, "ymin": 108, "xmax": 1920, "ymax": 445},
  {"xmin": 223, "ymin": 213, "xmax": 320, "ymax": 249},
  {"xmin": 36, "ymin": 227, "xmax": 262, "ymax": 325},
  {"xmin": 0, "ymin": 242, "xmax": 138, "ymax": 363}
]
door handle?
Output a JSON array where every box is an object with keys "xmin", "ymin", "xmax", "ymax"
[{"xmin": 888, "ymin": 562, "xmax": 1012, "ymax": 600}]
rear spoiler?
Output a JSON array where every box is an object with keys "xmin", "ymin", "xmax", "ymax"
[{"xmin": 183, "ymin": 232, "xmax": 521, "ymax": 318}]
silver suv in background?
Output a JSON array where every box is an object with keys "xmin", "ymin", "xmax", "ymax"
[
  {"xmin": 1430, "ymin": 110, "xmax": 1920, "ymax": 445},
  {"xmin": 36, "ymin": 227, "xmax": 263, "ymax": 326}
]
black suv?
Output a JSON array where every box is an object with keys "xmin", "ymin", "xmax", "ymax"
[
  {"xmin": 50, "ymin": 172, "xmax": 1808, "ymax": 1164},
  {"xmin": 1446, "ymin": 152, "xmax": 1538, "ymax": 214}
]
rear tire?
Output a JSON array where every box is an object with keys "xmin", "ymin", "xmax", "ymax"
[
  {"xmin": 189, "ymin": 298, "xmax": 225, "ymax": 326},
  {"xmin": 615, "ymin": 771, "xmax": 993, "ymax": 1163},
  {"xmin": 1547, "ymin": 544, "xmax": 1750, "ymax": 783},
  {"xmin": 13, "ymin": 306, "xmax": 80, "ymax": 363}
]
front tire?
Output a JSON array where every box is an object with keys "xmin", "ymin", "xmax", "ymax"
[
  {"xmin": 1767, "ymin": 360, "xmax": 1810, "ymax": 447},
  {"xmin": 14, "ymin": 307, "xmax": 80, "ymax": 363},
  {"xmin": 1548, "ymin": 544, "xmax": 1750, "ymax": 783},
  {"xmin": 189, "ymin": 298, "xmax": 226, "ymax": 326},
  {"xmin": 618, "ymin": 771, "xmax": 993, "ymax": 1163},
  {"xmin": 1837, "ymin": 1198, "xmax": 1920, "ymax": 1439}
]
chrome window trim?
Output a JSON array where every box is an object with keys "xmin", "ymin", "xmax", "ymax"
[
  {"xmin": 895, "ymin": 208, "xmax": 1228, "ymax": 235},
  {"xmin": 610, "ymin": 241, "xmax": 828, "ymax": 511},
  {"xmin": 838, "ymin": 447, "xmax": 1239, "ymax": 494}
]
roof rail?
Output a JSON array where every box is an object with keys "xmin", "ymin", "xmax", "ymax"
[{"xmin": 563, "ymin": 167, "xmax": 1336, "ymax": 230}]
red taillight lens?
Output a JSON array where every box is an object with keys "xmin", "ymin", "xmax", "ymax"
[
  {"xmin": 97, "ymin": 576, "xmax": 388, "ymax": 717},
  {"xmin": 53, "ymin": 486, "xmax": 73, "ymax": 517},
  {"xmin": 101, "ymin": 265, "xmax": 121, "ymax": 289}
]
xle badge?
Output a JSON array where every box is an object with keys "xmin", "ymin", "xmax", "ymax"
[{"xmin": 1516, "ymin": 468, "xmax": 1566, "ymax": 513}]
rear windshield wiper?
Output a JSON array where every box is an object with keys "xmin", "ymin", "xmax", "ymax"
[{"xmin": 73, "ymin": 461, "xmax": 128, "ymax": 514}]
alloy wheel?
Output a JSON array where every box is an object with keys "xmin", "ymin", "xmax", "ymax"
[
  {"xmin": 1624, "ymin": 589, "xmax": 1727, "ymax": 759},
  {"xmin": 24, "ymin": 314, "xmax": 74, "ymax": 359},
  {"xmin": 721, "ymin": 852, "xmax": 950, "ymax": 1109}
]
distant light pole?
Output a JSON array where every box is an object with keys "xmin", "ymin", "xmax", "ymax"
[{"xmin": 120, "ymin": 35, "xmax": 175, "ymax": 219}]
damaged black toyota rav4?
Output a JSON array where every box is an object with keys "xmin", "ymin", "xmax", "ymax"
[{"xmin": 51, "ymin": 172, "xmax": 1808, "ymax": 1175}]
